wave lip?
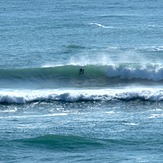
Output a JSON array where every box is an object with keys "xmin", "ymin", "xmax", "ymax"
[{"xmin": 0, "ymin": 88, "xmax": 163, "ymax": 104}]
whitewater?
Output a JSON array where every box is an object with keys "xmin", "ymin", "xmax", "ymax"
[
  {"xmin": 1, "ymin": 0, "xmax": 163, "ymax": 162},
  {"xmin": 1, "ymin": 88, "xmax": 163, "ymax": 104}
]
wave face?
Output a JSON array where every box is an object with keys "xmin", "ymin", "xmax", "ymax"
[
  {"xmin": 0, "ymin": 88, "xmax": 163, "ymax": 104},
  {"xmin": 1, "ymin": 64, "xmax": 163, "ymax": 88}
]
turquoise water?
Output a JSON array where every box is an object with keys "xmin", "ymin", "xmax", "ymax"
[{"xmin": 1, "ymin": 0, "xmax": 163, "ymax": 162}]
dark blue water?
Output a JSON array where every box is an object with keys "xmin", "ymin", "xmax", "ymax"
[{"xmin": 1, "ymin": 0, "xmax": 163, "ymax": 162}]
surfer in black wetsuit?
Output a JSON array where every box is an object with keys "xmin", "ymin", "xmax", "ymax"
[{"xmin": 79, "ymin": 68, "xmax": 84, "ymax": 74}]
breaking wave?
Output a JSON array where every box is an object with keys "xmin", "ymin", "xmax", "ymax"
[
  {"xmin": 1, "ymin": 64, "xmax": 163, "ymax": 83},
  {"xmin": 0, "ymin": 88, "xmax": 163, "ymax": 104}
]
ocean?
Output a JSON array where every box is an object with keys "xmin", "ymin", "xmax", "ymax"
[{"xmin": 1, "ymin": 0, "xmax": 163, "ymax": 162}]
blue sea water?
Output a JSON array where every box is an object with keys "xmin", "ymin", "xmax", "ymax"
[{"xmin": 1, "ymin": 0, "xmax": 163, "ymax": 162}]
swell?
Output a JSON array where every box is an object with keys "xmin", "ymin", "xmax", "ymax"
[
  {"xmin": 15, "ymin": 134, "xmax": 103, "ymax": 151},
  {"xmin": 14, "ymin": 134, "xmax": 163, "ymax": 151}
]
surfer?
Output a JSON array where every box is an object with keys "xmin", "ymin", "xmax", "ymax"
[{"xmin": 79, "ymin": 68, "xmax": 84, "ymax": 74}]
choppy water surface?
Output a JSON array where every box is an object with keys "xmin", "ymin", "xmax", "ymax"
[{"xmin": 0, "ymin": 0, "xmax": 163, "ymax": 162}]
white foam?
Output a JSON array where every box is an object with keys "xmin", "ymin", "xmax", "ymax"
[
  {"xmin": 123, "ymin": 122, "xmax": 139, "ymax": 126},
  {"xmin": 0, "ymin": 108, "xmax": 17, "ymax": 113},
  {"xmin": 106, "ymin": 64, "xmax": 163, "ymax": 81},
  {"xmin": 148, "ymin": 113, "xmax": 163, "ymax": 119},
  {"xmin": 90, "ymin": 23, "xmax": 114, "ymax": 29},
  {"xmin": 0, "ymin": 88, "xmax": 163, "ymax": 104}
]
